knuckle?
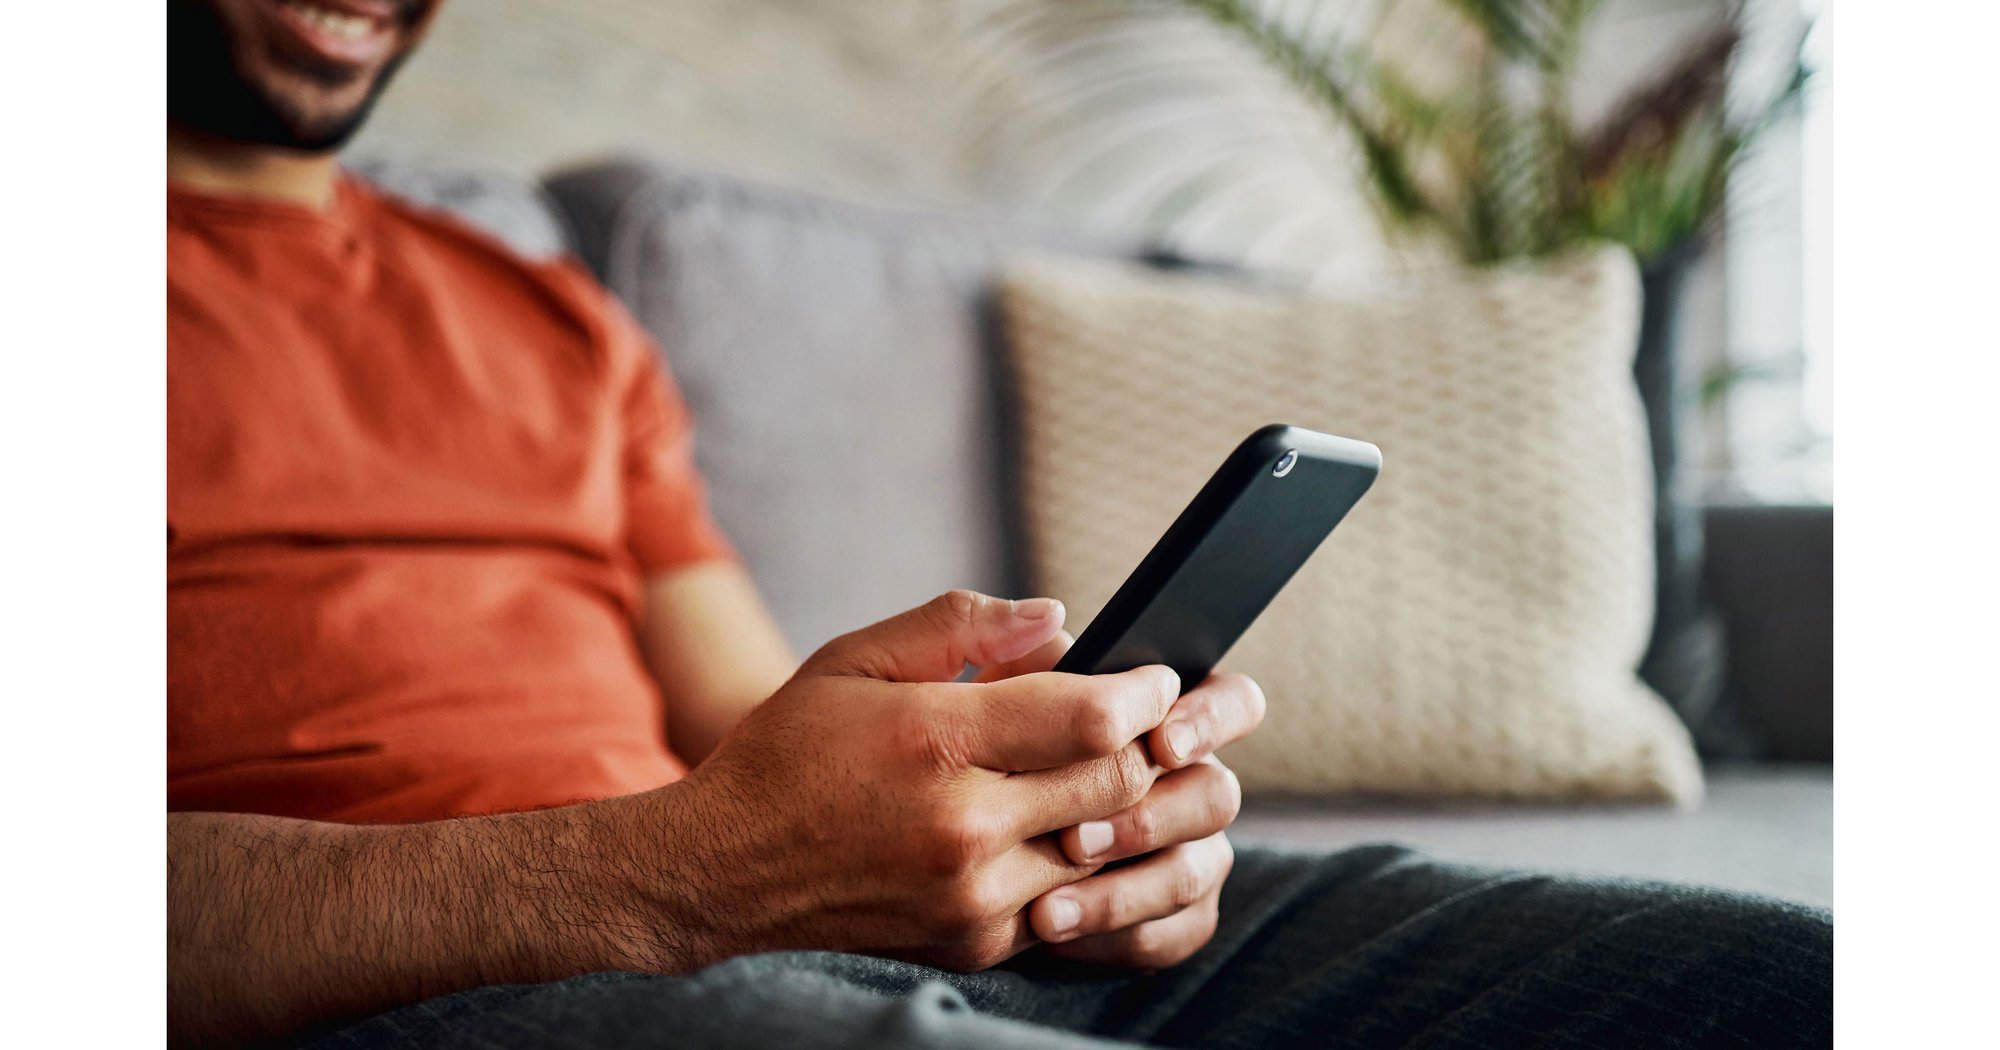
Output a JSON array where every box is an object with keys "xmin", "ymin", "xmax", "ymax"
[
  {"xmin": 1107, "ymin": 743, "xmax": 1153, "ymax": 809},
  {"xmin": 1125, "ymin": 797, "xmax": 1162, "ymax": 853},
  {"xmin": 919, "ymin": 804, "xmax": 1002, "ymax": 876},
  {"xmin": 1071, "ymin": 688, "xmax": 1128, "ymax": 755},
  {"xmin": 955, "ymin": 807, "xmax": 1006, "ymax": 861},
  {"xmin": 1169, "ymin": 853, "xmax": 1207, "ymax": 909},
  {"xmin": 1125, "ymin": 922, "xmax": 1177, "ymax": 968},
  {"xmin": 937, "ymin": 589, "xmax": 985, "ymax": 630},
  {"xmin": 902, "ymin": 692, "xmax": 973, "ymax": 775},
  {"xmin": 964, "ymin": 875, "xmax": 1012, "ymax": 928}
]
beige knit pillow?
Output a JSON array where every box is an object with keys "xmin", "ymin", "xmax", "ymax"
[{"xmin": 998, "ymin": 248, "xmax": 1702, "ymax": 803}]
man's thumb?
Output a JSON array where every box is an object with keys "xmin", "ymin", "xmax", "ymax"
[{"xmin": 802, "ymin": 590, "xmax": 1066, "ymax": 683}]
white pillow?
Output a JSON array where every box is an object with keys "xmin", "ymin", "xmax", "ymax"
[{"xmin": 999, "ymin": 247, "xmax": 1702, "ymax": 803}]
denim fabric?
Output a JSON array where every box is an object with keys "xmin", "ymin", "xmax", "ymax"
[{"xmin": 309, "ymin": 845, "xmax": 1832, "ymax": 1049}]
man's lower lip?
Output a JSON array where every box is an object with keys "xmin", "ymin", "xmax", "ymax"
[{"xmin": 265, "ymin": 0, "xmax": 397, "ymax": 66}]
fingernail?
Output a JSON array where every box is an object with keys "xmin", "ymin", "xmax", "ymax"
[
  {"xmin": 1078, "ymin": 820, "xmax": 1115, "ymax": 859},
  {"xmin": 1013, "ymin": 597, "xmax": 1060, "ymax": 621},
  {"xmin": 1165, "ymin": 721, "xmax": 1198, "ymax": 763},
  {"xmin": 1047, "ymin": 895, "xmax": 1081, "ymax": 937}
]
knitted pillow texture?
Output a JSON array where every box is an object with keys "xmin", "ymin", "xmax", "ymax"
[{"xmin": 998, "ymin": 248, "xmax": 1703, "ymax": 803}]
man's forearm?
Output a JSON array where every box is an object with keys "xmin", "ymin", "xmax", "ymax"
[
  {"xmin": 168, "ymin": 804, "xmax": 672, "ymax": 1047},
  {"xmin": 640, "ymin": 564, "xmax": 797, "ymax": 764}
]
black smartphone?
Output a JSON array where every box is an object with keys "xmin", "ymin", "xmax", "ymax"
[{"xmin": 1053, "ymin": 424, "xmax": 1380, "ymax": 690}]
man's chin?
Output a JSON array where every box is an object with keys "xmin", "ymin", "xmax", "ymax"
[
  {"xmin": 168, "ymin": 0, "xmax": 407, "ymax": 154},
  {"xmin": 251, "ymin": 80, "xmax": 384, "ymax": 151},
  {"xmin": 169, "ymin": 86, "xmax": 383, "ymax": 155}
]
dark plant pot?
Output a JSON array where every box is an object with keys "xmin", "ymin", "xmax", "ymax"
[{"xmin": 1635, "ymin": 241, "xmax": 1733, "ymax": 754}]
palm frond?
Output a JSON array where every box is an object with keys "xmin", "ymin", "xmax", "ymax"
[
  {"xmin": 940, "ymin": 0, "xmax": 1410, "ymax": 281},
  {"xmin": 1440, "ymin": 0, "xmax": 1597, "ymax": 70},
  {"xmin": 942, "ymin": 0, "xmax": 1806, "ymax": 272}
]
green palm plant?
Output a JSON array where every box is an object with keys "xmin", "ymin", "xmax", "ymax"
[{"xmin": 1180, "ymin": 0, "xmax": 1808, "ymax": 265}]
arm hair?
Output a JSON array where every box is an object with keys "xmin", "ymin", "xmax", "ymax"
[{"xmin": 168, "ymin": 801, "xmax": 683, "ymax": 1047}]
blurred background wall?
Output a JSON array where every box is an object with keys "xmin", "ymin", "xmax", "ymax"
[
  {"xmin": 356, "ymin": 0, "xmax": 1734, "ymax": 208},
  {"xmin": 355, "ymin": 0, "xmax": 973, "ymax": 202}
]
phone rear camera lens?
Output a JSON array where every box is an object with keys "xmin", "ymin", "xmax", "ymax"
[{"xmin": 1273, "ymin": 449, "xmax": 1298, "ymax": 477}]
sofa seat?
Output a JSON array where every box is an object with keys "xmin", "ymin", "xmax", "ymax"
[{"xmin": 1231, "ymin": 763, "xmax": 1831, "ymax": 907}]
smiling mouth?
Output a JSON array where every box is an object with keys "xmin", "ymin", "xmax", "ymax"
[
  {"xmin": 266, "ymin": 0, "xmax": 404, "ymax": 68},
  {"xmin": 285, "ymin": 1, "xmax": 380, "ymax": 40}
]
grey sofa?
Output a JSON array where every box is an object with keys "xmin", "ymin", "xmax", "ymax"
[{"xmin": 356, "ymin": 153, "xmax": 1832, "ymax": 908}]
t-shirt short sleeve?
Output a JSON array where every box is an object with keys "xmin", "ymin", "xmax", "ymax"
[{"xmin": 603, "ymin": 292, "xmax": 738, "ymax": 573}]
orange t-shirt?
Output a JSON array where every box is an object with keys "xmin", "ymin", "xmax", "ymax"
[{"xmin": 168, "ymin": 175, "xmax": 734, "ymax": 824}]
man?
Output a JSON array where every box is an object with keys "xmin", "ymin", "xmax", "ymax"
[{"xmin": 166, "ymin": 1, "xmax": 1832, "ymax": 1047}]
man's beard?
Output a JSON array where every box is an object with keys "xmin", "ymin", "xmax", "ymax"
[{"xmin": 167, "ymin": 2, "xmax": 408, "ymax": 153}]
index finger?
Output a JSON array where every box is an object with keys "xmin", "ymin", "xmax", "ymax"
[{"xmin": 949, "ymin": 664, "xmax": 1179, "ymax": 772}]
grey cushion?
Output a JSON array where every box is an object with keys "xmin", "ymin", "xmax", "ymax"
[
  {"xmin": 545, "ymin": 155, "xmax": 1135, "ymax": 653},
  {"xmin": 346, "ymin": 156, "xmax": 573, "ymax": 261},
  {"xmin": 1230, "ymin": 763, "xmax": 1832, "ymax": 906}
]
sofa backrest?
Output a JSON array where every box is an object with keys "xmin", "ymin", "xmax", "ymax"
[
  {"xmin": 347, "ymin": 156, "xmax": 574, "ymax": 261},
  {"xmin": 545, "ymin": 154, "xmax": 1140, "ymax": 654}
]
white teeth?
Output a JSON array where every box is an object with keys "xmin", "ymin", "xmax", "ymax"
[{"xmin": 280, "ymin": 0, "xmax": 382, "ymax": 42}]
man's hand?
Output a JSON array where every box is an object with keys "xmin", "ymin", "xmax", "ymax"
[
  {"xmin": 600, "ymin": 590, "xmax": 1186, "ymax": 973},
  {"xmin": 975, "ymin": 622, "xmax": 1265, "ymax": 970},
  {"xmin": 168, "ymin": 591, "xmax": 1253, "ymax": 1046}
]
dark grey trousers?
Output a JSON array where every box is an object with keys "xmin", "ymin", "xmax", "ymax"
[{"xmin": 309, "ymin": 845, "xmax": 1832, "ymax": 1049}]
